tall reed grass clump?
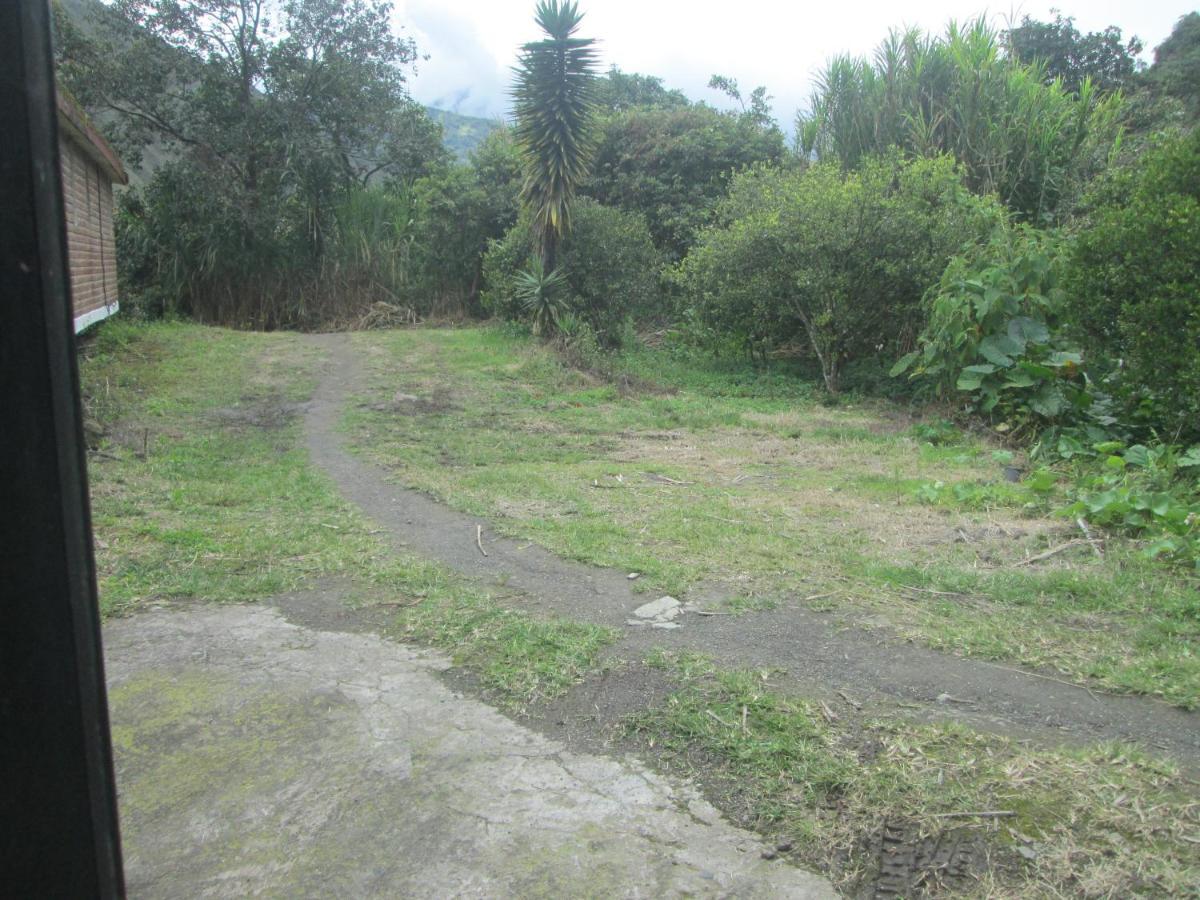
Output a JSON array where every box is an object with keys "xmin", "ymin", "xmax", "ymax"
[{"xmin": 796, "ymin": 19, "xmax": 1123, "ymax": 222}]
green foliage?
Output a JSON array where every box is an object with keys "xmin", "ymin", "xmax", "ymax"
[
  {"xmin": 65, "ymin": 0, "xmax": 447, "ymax": 326},
  {"xmin": 1007, "ymin": 12, "xmax": 1143, "ymax": 94},
  {"xmin": 705, "ymin": 74, "xmax": 777, "ymax": 131},
  {"xmin": 405, "ymin": 129, "xmax": 524, "ymax": 314},
  {"xmin": 423, "ymin": 107, "xmax": 502, "ymax": 159},
  {"xmin": 515, "ymin": 260, "xmax": 569, "ymax": 336},
  {"xmin": 1061, "ymin": 442, "xmax": 1200, "ymax": 569},
  {"xmin": 586, "ymin": 104, "xmax": 787, "ymax": 260},
  {"xmin": 1063, "ymin": 129, "xmax": 1200, "ymax": 441},
  {"xmin": 512, "ymin": 0, "xmax": 600, "ymax": 270},
  {"xmin": 895, "ymin": 226, "xmax": 1096, "ymax": 432},
  {"xmin": 1146, "ymin": 13, "xmax": 1200, "ymax": 119},
  {"xmin": 482, "ymin": 199, "xmax": 662, "ymax": 344},
  {"xmin": 117, "ymin": 166, "xmax": 426, "ymax": 326},
  {"xmin": 907, "ymin": 419, "xmax": 965, "ymax": 446},
  {"xmin": 798, "ymin": 19, "xmax": 1123, "ymax": 222},
  {"xmin": 679, "ymin": 154, "xmax": 1001, "ymax": 392},
  {"xmin": 593, "ymin": 66, "xmax": 690, "ymax": 112}
]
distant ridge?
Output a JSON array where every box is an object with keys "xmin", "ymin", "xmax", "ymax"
[{"xmin": 425, "ymin": 107, "xmax": 504, "ymax": 160}]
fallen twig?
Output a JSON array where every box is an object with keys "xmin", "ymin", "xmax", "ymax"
[
  {"xmin": 936, "ymin": 693, "xmax": 974, "ymax": 705},
  {"xmin": 899, "ymin": 584, "xmax": 966, "ymax": 597},
  {"xmin": 1076, "ymin": 518, "xmax": 1104, "ymax": 558},
  {"xmin": 741, "ymin": 705, "xmax": 748, "ymax": 734},
  {"xmin": 803, "ymin": 592, "xmax": 837, "ymax": 603},
  {"xmin": 927, "ymin": 810, "xmax": 1015, "ymax": 820},
  {"xmin": 700, "ymin": 513, "xmax": 749, "ymax": 526},
  {"xmin": 644, "ymin": 472, "xmax": 695, "ymax": 486},
  {"xmin": 836, "ymin": 690, "xmax": 861, "ymax": 710},
  {"xmin": 975, "ymin": 660, "xmax": 1109, "ymax": 701},
  {"xmin": 695, "ymin": 610, "xmax": 733, "ymax": 616},
  {"xmin": 1012, "ymin": 540, "xmax": 1085, "ymax": 567},
  {"xmin": 705, "ymin": 709, "xmax": 736, "ymax": 729},
  {"xmin": 819, "ymin": 700, "xmax": 839, "ymax": 724},
  {"xmin": 475, "ymin": 524, "xmax": 488, "ymax": 557}
]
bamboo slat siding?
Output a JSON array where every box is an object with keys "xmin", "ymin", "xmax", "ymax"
[
  {"xmin": 56, "ymin": 89, "xmax": 128, "ymax": 330},
  {"xmin": 61, "ymin": 136, "xmax": 118, "ymax": 318}
]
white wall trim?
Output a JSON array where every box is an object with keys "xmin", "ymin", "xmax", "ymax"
[{"xmin": 74, "ymin": 301, "xmax": 119, "ymax": 334}]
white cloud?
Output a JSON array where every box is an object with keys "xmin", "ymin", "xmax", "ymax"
[{"xmin": 396, "ymin": 0, "xmax": 1193, "ymax": 126}]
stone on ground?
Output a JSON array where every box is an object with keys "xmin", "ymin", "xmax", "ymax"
[{"xmin": 627, "ymin": 596, "xmax": 683, "ymax": 628}]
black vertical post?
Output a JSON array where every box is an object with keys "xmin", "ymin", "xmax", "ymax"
[{"xmin": 0, "ymin": 1, "xmax": 126, "ymax": 895}]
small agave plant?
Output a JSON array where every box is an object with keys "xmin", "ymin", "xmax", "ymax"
[{"xmin": 516, "ymin": 258, "xmax": 569, "ymax": 337}]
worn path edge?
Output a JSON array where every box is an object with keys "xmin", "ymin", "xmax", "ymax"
[{"xmin": 303, "ymin": 332, "xmax": 1199, "ymax": 760}]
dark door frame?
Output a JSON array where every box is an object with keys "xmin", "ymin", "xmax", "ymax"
[{"xmin": 1, "ymin": 0, "xmax": 126, "ymax": 894}]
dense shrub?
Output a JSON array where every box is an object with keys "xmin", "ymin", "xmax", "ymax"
[
  {"xmin": 677, "ymin": 154, "xmax": 1002, "ymax": 392},
  {"xmin": 407, "ymin": 130, "xmax": 523, "ymax": 314},
  {"xmin": 798, "ymin": 20, "xmax": 1122, "ymax": 222},
  {"xmin": 584, "ymin": 104, "xmax": 786, "ymax": 260},
  {"xmin": 1063, "ymin": 129, "xmax": 1200, "ymax": 442},
  {"xmin": 481, "ymin": 198, "xmax": 662, "ymax": 345},
  {"xmin": 118, "ymin": 168, "xmax": 426, "ymax": 327},
  {"xmin": 894, "ymin": 226, "xmax": 1100, "ymax": 437}
]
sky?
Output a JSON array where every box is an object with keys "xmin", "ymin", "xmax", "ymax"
[{"xmin": 392, "ymin": 0, "xmax": 1196, "ymax": 128}]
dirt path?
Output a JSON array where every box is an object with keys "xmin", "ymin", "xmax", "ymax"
[{"xmin": 304, "ymin": 333, "xmax": 1198, "ymax": 762}]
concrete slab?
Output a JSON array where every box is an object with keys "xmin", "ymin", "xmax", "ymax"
[{"xmin": 104, "ymin": 605, "xmax": 836, "ymax": 898}]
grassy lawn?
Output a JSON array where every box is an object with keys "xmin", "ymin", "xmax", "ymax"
[
  {"xmin": 84, "ymin": 321, "xmax": 1198, "ymax": 895},
  {"xmin": 344, "ymin": 326, "xmax": 1200, "ymax": 707},
  {"xmin": 81, "ymin": 321, "xmax": 613, "ymax": 706},
  {"xmin": 634, "ymin": 650, "xmax": 1199, "ymax": 897}
]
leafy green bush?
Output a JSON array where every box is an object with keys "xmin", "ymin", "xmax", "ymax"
[
  {"xmin": 1062, "ymin": 442, "xmax": 1200, "ymax": 569},
  {"xmin": 481, "ymin": 198, "xmax": 663, "ymax": 345},
  {"xmin": 895, "ymin": 226, "xmax": 1100, "ymax": 437},
  {"xmin": 678, "ymin": 154, "xmax": 1002, "ymax": 392},
  {"xmin": 406, "ymin": 130, "xmax": 523, "ymax": 315},
  {"xmin": 585, "ymin": 104, "xmax": 786, "ymax": 259},
  {"xmin": 1063, "ymin": 129, "xmax": 1200, "ymax": 442}
]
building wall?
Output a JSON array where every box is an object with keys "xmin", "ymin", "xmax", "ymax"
[{"xmin": 60, "ymin": 134, "xmax": 119, "ymax": 327}]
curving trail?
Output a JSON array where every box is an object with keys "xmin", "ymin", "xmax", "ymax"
[{"xmin": 304, "ymin": 332, "xmax": 1200, "ymax": 763}]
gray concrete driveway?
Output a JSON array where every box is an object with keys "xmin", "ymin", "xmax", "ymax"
[{"xmin": 105, "ymin": 602, "xmax": 835, "ymax": 898}]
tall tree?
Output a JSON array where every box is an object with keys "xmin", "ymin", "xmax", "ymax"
[
  {"xmin": 594, "ymin": 66, "xmax": 689, "ymax": 113},
  {"xmin": 511, "ymin": 0, "xmax": 599, "ymax": 271},
  {"xmin": 1147, "ymin": 12, "xmax": 1200, "ymax": 118},
  {"xmin": 585, "ymin": 104, "xmax": 786, "ymax": 259},
  {"xmin": 1007, "ymin": 11, "xmax": 1143, "ymax": 95},
  {"xmin": 53, "ymin": 0, "xmax": 449, "ymax": 325}
]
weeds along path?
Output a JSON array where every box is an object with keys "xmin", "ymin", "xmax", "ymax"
[{"xmin": 304, "ymin": 332, "xmax": 1199, "ymax": 762}]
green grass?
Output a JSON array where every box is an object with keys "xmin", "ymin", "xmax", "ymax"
[
  {"xmin": 635, "ymin": 651, "xmax": 1200, "ymax": 897},
  {"xmin": 83, "ymin": 321, "xmax": 377, "ymax": 615},
  {"xmin": 370, "ymin": 555, "xmax": 616, "ymax": 709},
  {"xmin": 81, "ymin": 320, "xmax": 613, "ymax": 705},
  {"xmin": 343, "ymin": 326, "xmax": 1200, "ymax": 707}
]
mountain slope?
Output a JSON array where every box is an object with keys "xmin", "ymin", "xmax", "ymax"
[{"xmin": 424, "ymin": 107, "xmax": 504, "ymax": 159}]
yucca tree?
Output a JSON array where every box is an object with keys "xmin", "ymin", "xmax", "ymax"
[{"xmin": 512, "ymin": 0, "xmax": 599, "ymax": 271}]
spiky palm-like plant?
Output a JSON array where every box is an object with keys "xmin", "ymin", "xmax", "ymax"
[
  {"xmin": 515, "ymin": 258, "xmax": 569, "ymax": 336},
  {"xmin": 512, "ymin": 1, "xmax": 599, "ymax": 272}
]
